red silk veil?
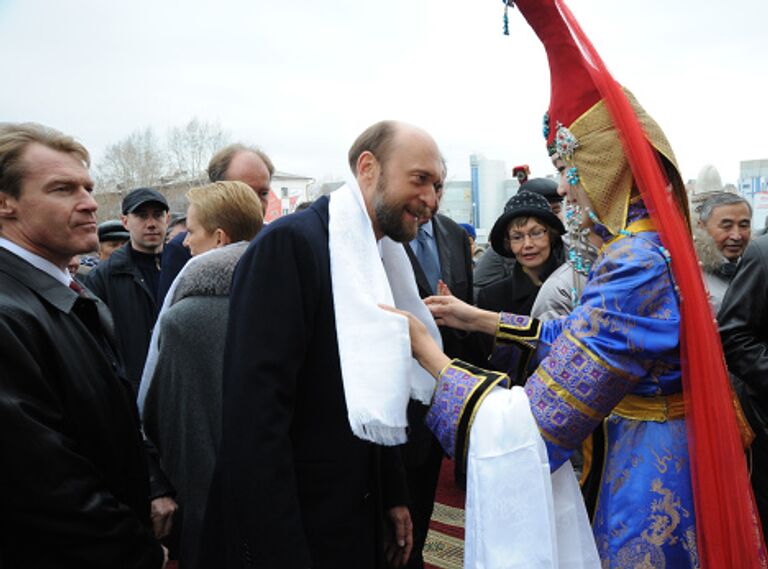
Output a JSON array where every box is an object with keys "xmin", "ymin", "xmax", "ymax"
[{"xmin": 550, "ymin": 1, "xmax": 767, "ymax": 566}]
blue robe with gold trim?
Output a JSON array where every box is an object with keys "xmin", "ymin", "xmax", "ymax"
[{"xmin": 426, "ymin": 218, "xmax": 700, "ymax": 567}]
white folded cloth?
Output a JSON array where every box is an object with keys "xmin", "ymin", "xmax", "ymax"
[
  {"xmin": 466, "ymin": 386, "xmax": 600, "ymax": 568},
  {"xmin": 329, "ymin": 180, "xmax": 441, "ymax": 445}
]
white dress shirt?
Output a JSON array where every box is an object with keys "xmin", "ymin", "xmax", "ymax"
[{"xmin": 0, "ymin": 237, "xmax": 72, "ymax": 286}]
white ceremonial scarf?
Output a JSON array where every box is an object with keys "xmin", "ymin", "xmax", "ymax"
[
  {"xmin": 465, "ymin": 386, "xmax": 600, "ymax": 569},
  {"xmin": 329, "ymin": 181, "xmax": 441, "ymax": 445}
]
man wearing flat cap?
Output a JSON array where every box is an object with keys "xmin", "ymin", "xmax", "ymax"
[
  {"xmin": 98, "ymin": 219, "xmax": 130, "ymax": 261},
  {"xmin": 87, "ymin": 187, "xmax": 178, "ymax": 547},
  {"xmin": 86, "ymin": 187, "xmax": 170, "ymax": 391}
]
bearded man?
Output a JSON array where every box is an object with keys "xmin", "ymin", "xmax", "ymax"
[{"xmin": 200, "ymin": 121, "xmax": 446, "ymax": 569}]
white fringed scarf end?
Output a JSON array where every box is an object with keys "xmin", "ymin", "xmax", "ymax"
[{"xmin": 329, "ymin": 181, "xmax": 441, "ymax": 445}]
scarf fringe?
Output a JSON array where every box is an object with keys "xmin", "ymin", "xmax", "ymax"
[{"xmin": 348, "ymin": 413, "xmax": 409, "ymax": 446}]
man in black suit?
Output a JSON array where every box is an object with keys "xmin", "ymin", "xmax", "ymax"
[
  {"xmin": 0, "ymin": 123, "xmax": 166, "ymax": 567},
  {"xmin": 201, "ymin": 121, "xmax": 445, "ymax": 569},
  {"xmin": 403, "ymin": 191, "xmax": 474, "ymax": 569},
  {"xmin": 719, "ymin": 235, "xmax": 768, "ymax": 534},
  {"xmin": 406, "ymin": 191, "xmax": 474, "ymax": 343}
]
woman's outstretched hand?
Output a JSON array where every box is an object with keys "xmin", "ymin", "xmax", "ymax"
[
  {"xmin": 379, "ymin": 305, "xmax": 451, "ymax": 378},
  {"xmin": 424, "ymin": 295, "xmax": 499, "ymax": 336}
]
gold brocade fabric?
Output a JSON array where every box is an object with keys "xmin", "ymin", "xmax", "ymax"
[
  {"xmin": 566, "ymin": 90, "xmax": 690, "ymax": 236},
  {"xmin": 612, "ymin": 393, "xmax": 685, "ymax": 422}
]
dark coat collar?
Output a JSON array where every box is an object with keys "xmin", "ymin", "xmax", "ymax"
[
  {"xmin": 0, "ymin": 247, "xmax": 78, "ymax": 313},
  {"xmin": 103, "ymin": 241, "xmax": 161, "ymax": 273},
  {"xmin": 308, "ymin": 194, "xmax": 330, "ymax": 229},
  {"xmin": 100, "ymin": 242, "xmax": 136, "ymax": 275}
]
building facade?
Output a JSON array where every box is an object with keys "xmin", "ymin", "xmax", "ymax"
[{"xmin": 739, "ymin": 159, "xmax": 768, "ymax": 229}]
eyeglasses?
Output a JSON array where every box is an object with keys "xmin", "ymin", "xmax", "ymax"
[{"xmin": 506, "ymin": 227, "xmax": 548, "ymax": 245}]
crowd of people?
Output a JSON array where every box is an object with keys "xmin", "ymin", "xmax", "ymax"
[{"xmin": 2, "ymin": 0, "xmax": 768, "ymax": 568}]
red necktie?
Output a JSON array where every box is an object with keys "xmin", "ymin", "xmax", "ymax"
[{"xmin": 69, "ymin": 280, "xmax": 86, "ymax": 297}]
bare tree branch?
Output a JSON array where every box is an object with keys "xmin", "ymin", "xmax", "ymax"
[
  {"xmin": 94, "ymin": 119, "xmax": 231, "ymax": 193},
  {"xmin": 167, "ymin": 118, "xmax": 230, "ymax": 179},
  {"xmin": 95, "ymin": 127, "xmax": 165, "ymax": 192}
]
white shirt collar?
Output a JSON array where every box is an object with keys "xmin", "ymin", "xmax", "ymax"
[{"xmin": 0, "ymin": 237, "xmax": 72, "ymax": 286}]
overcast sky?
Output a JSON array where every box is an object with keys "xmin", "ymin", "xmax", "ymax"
[{"xmin": 2, "ymin": 0, "xmax": 765, "ymax": 186}]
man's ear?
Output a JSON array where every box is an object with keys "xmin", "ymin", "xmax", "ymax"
[
  {"xmin": 120, "ymin": 215, "xmax": 130, "ymax": 231},
  {"xmin": 696, "ymin": 218, "xmax": 705, "ymax": 229},
  {"xmin": 356, "ymin": 151, "xmax": 379, "ymax": 183},
  {"xmin": 0, "ymin": 191, "xmax": 17, "ymax": 220}
]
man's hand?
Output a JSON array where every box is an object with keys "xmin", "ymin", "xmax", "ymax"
[
  {"xmin": 384, "ymin": 505, "xmax": 413, "ymax": 568},
  {"xmin": 150, "ymin": 496, "xmax": 178, "ymax": 539}
]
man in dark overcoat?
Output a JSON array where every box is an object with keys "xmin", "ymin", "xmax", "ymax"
[
  {"xmin": 0, "ymin": 122, "xmax": 165, "ymax": 568},
  {"xmin": 201, "ymin": 120, "xmax": 447, "ymax": 569}
]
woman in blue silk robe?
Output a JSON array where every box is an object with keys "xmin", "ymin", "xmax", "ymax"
[
  {"xmin": 405, "ymin": 196, "xmax": 699, "ymax": 567},
  {"xmin": 398, "ymin": 0, "xmax": 763, "ymax": 564}
]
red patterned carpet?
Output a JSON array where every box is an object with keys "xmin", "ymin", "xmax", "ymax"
[{"xmin": 424, "ymin": 459, "xmax": 465, "ymax": 569}]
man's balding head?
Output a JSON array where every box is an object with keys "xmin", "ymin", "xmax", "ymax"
[
  {"xmin": 208, "ymin": 144, "xmax": 274, "ymax": 214},
  {"xmin": 348, "ymin": 120, "xmax": 399, "ymax": 176},
  {"xmin": 351, "ymin": 121, "xmax": 444, "ymax": 242}
]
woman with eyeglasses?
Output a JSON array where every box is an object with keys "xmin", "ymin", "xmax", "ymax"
[{"xmin": 469, "ymin": 189, "xmax": 565, "ymax": 370}]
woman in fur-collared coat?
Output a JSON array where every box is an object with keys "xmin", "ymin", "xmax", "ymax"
[{"xmin": 142, "ymin": 181, "xmax": 262, "ymax": 569}]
